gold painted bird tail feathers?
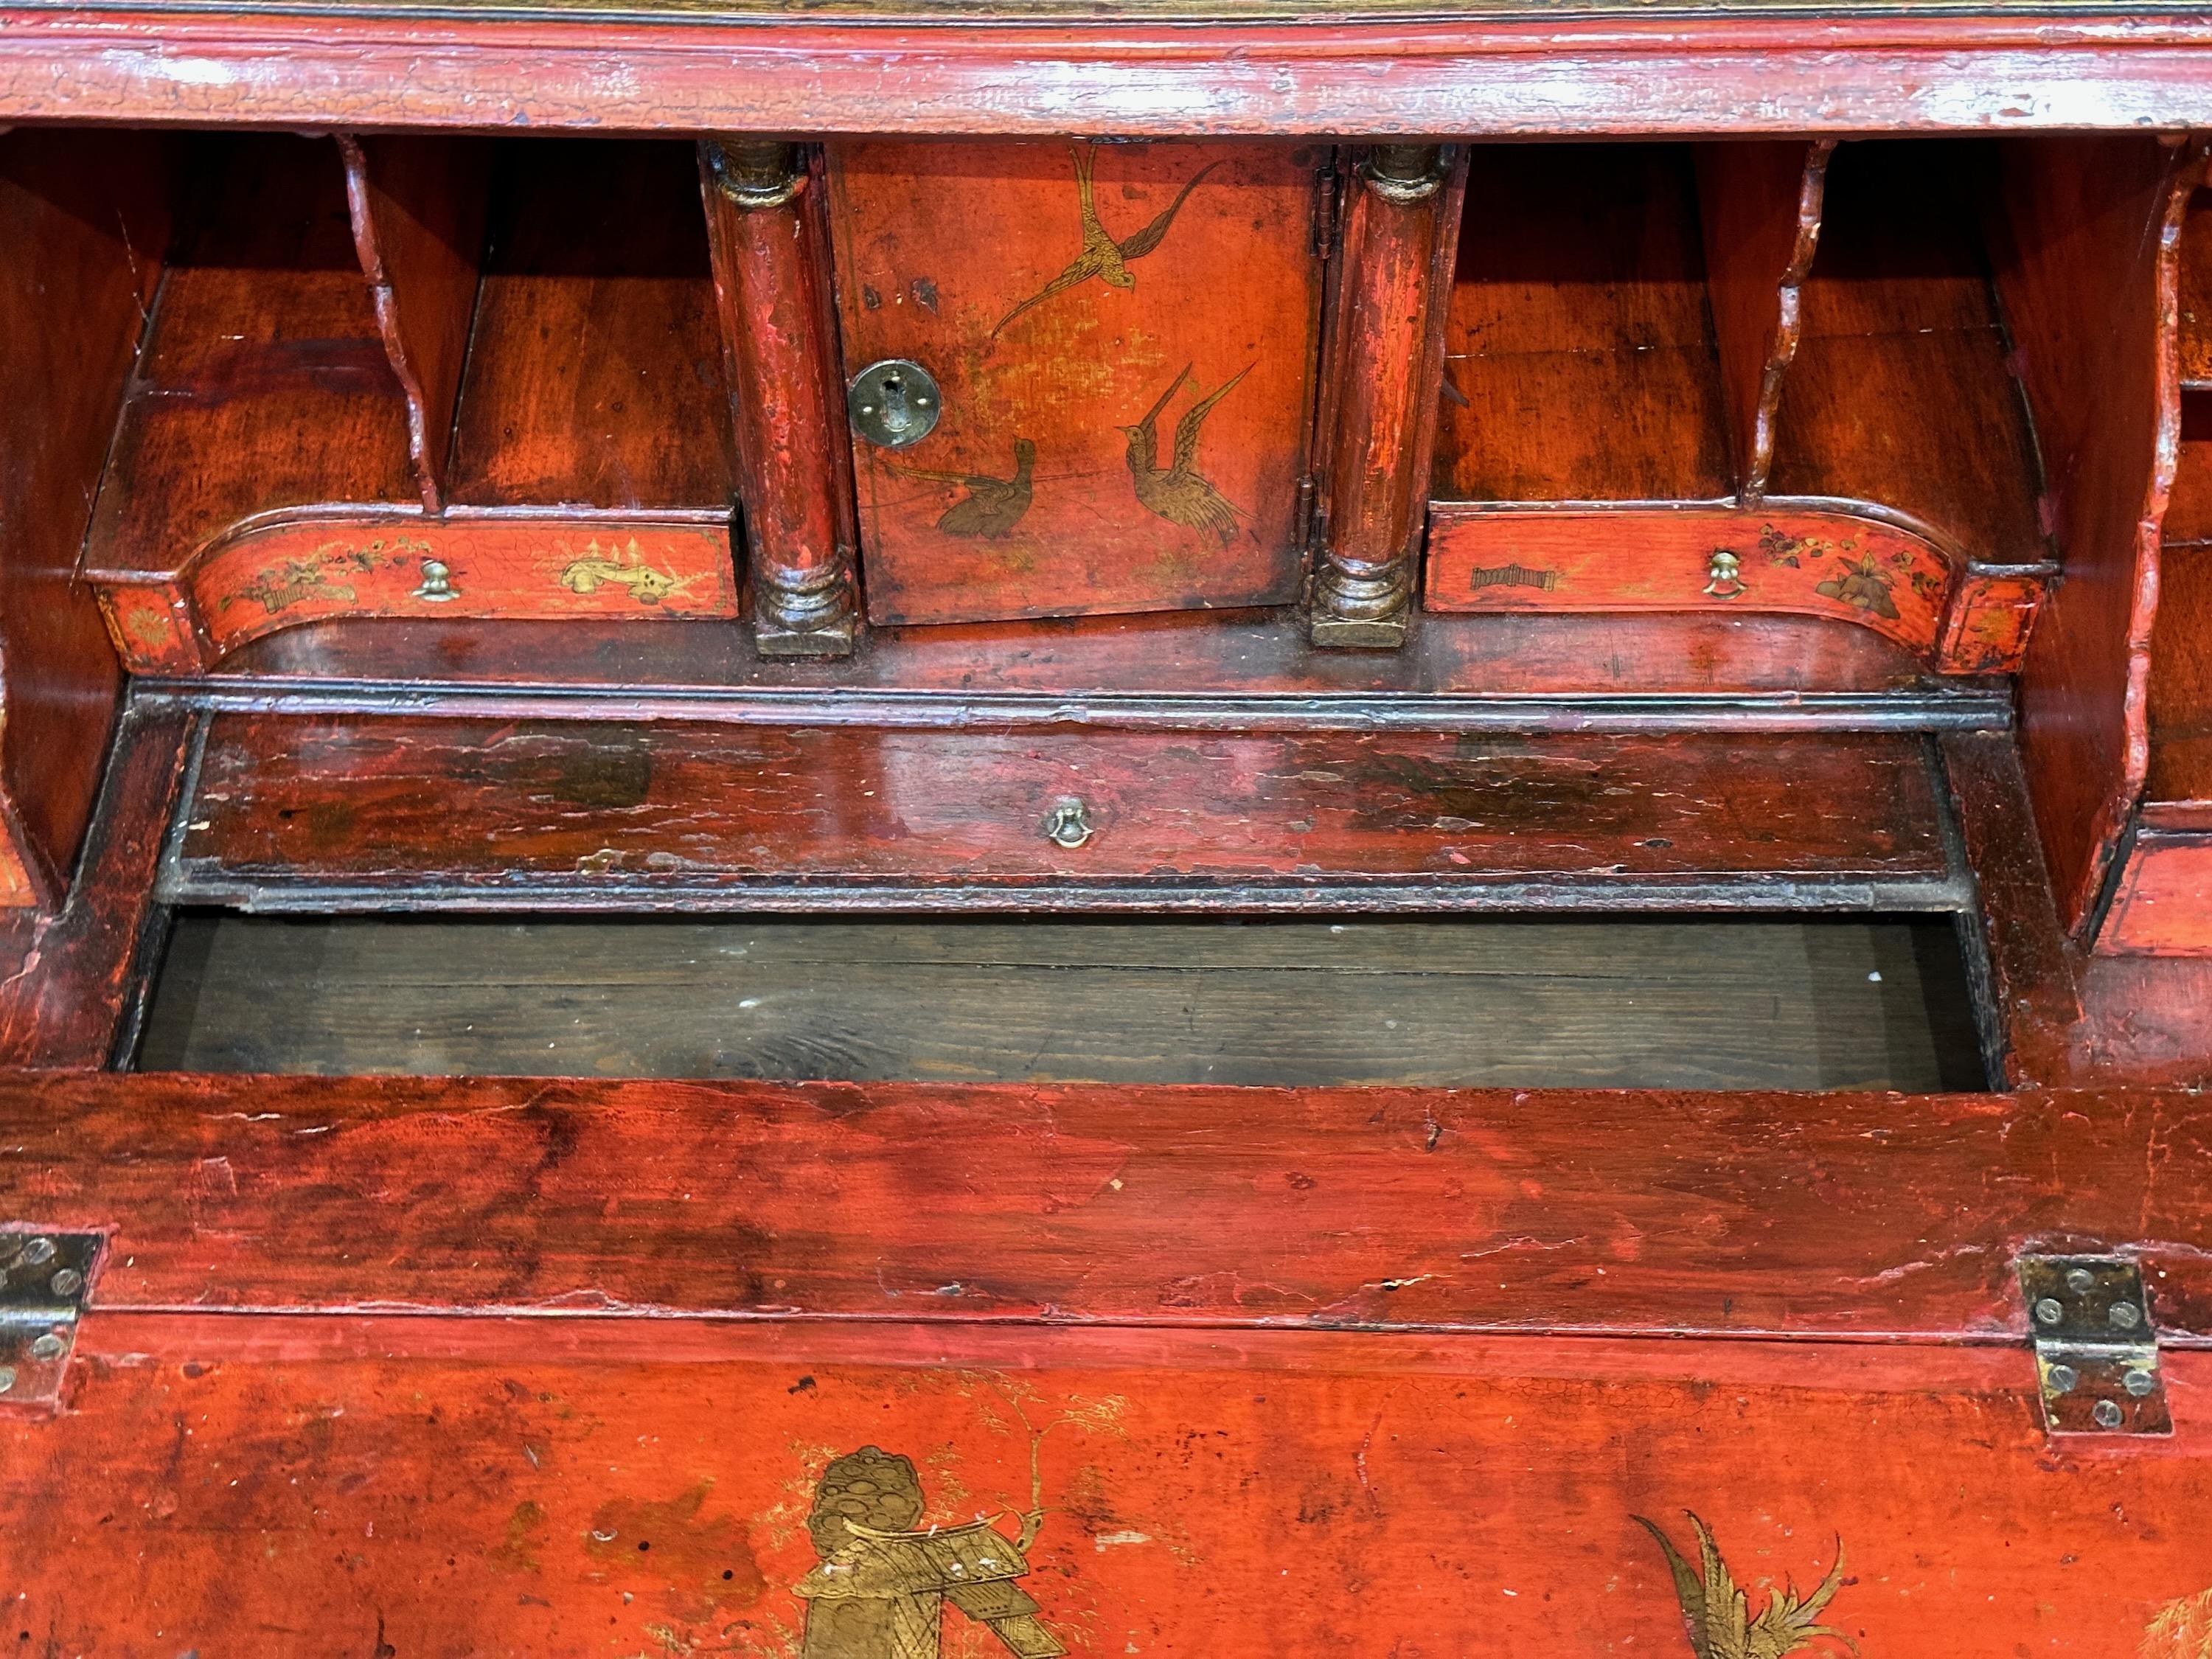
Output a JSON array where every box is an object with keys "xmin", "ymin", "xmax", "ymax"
[{"xmin": 1633, "ymin": 1512, "xmax": 1857, "ymax": 1659}]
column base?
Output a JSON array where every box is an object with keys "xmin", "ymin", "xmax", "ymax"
[
  {"xmin": 1309, "ymin": 611, "xmax": 1409, "ymax": 650},
  {"xmin": 754, "ymin": 611, "xmax": 858, "ymax": 658}
]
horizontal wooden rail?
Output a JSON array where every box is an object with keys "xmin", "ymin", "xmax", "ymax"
[
  {"xmin": 8, "ymin": 10, "xmax": 2212, "ymax": 135},
  {"xmin": 7, "ymin": 1072, "xmax": 2210, "ymax": 1340}
]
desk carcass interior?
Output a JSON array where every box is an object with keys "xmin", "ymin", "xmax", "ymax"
[{"xmin": 2, "ymin": 46, "xmax": 2212, "ymax": 1656}]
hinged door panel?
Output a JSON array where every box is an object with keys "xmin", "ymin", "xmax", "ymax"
[{"xmin": 826, "ymin": 140, "xmax": 1327, "ymax": 625}]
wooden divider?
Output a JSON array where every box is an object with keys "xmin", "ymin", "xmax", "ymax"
[
  {"xmin": 1694, "ymin": 137, "xmax": 1832, "ymax": 501},
  {"xmin": 2000, "ymin": 135, "xmax": 2203, "ymax": 935},
  {"xmin": 0, "ymin": 130, "xmax": 167, "ymax": 906},
  {"xmin": 338, "ymin": 133, "xmax": 490, "ymax": 512}
]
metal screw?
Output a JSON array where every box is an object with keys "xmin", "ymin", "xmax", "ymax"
[
  {"xmin": 2093, "ymin": 1399, "xmax": 2125, "ymax": 1430},
  {"xmin": 2033, "ymin": 1297, "xmax": 2065, "ymax": 1326},
  {"xmin": 2065, "ymin": 1267, "xmax": 2096, "ymax": 1294},
  {"xmin": 2109, "ymin": 1301, "xmax": 2142, "ymax": 1330},
  {"xmin": 2045, "ymin": 1363, "xmax": 2079, "ymax": 1395},
  {"xmin": 2124, "ymin": 1367, "xmax": 2159, "ymax": 1397},
  {"xmin": 28, "ymin": 1333, "xmax": 65, "ymax": 1361},
  {"xmin": 0, "ymin": 1366, "xmax": 14, "ymax": 1394},
  {"xmin": 21, "ymin": 1236, "xmax": 55, "ymax": 1266},
  {"xmin": 49, "ymin": 1267, "xmax": 82, "ymax": 1298}
]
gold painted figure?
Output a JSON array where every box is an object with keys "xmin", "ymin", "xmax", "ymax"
[
  {"xmin": 892, "ymin": 439, "xmax": 1037, "ymax": 539},
  {"xmin": 1633, "ymin": 1512, "xmax": 1856, "ymax": 1659},
  {"xmin": 1119, "ymin": 362, "xmax": 1251, "ymax": 543},
  {"xmin": 992, "ymin": 147, "xmax": 1220, "ymax": 338},
  {"xmin": 794, "ymin": 1446, "xmax": 1065, "ymax": 1659}
]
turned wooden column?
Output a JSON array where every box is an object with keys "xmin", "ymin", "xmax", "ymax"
[
  {"xmin": 700, "ymin": 138, "xmax": 859, "ymax": 658},
  {"xmin": 1310, "ymin": 144, "xmax": 1461, "ymax": 650}
]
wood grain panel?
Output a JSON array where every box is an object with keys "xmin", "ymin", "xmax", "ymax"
[
  {"xmin": 171, "ymin": 717, "xmax": 1957, "ymax": 909},
  {"xmin": 6, "ymin": 1071, "xmax": 2210, "ymax": 1335},
  {"xmin": 2147, "ymin": 540, "xmax": 2212, "ymax": 807},
  {"xmin": 445, "ymin": 139, "xmax": 734, "ymax": 510},
  {"xmin": 2099, "ymin": 832, "xmax": 2212, "ymax": 955},
  {"xmin": 2000, "ymin": 135, "xmax": 2197, "ymax": 932},
  {"xmin": 8, "ymin": 10, "xmax": 2212, "ymax": 141},
  {"xmin": 1766, "ymin": 139, "xmax": 2049, "ymax": 596},
  {"xmin": 80, "ymin": 133, "xmax": 418, "ymax": 586},
  {"xmin": 828, "ymin": 140, "xmax": 1324, "ymax": 624},
  {"xmin": 137, "ymin": 914, "xmax": 1980, "ymax": 1091},
  {"xmin": 0, "ymin": 130, "xmax": 162, "ymax": 904},
  {"xmin": 1436, "ymin": 142, "xmax": 1730, "ymax": 504}
]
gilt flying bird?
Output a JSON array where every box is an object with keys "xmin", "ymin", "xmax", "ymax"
[
  {"xmin": 992, "ymin": 147, "xmax": 1220, "ymax": 338},
  {"xmin": 1119, "ymin": 362, "xmax": 1252, "ymax": 544}
]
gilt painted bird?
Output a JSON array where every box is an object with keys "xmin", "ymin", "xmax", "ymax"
[
  {"xmin": 992, "ymin": 147, "xmax": 1221, "ymax": 338},
  {"xmin": 1632, "ymin": 1512, "xmax": 1857, "ymax": 1659},
  {"xmin": 1119, "ymin": 363, "xmax": 1252, "ymax": 544},
  {"xmin": 891, "ymin": 438, "xmax": 1037, "ymax": 539}
]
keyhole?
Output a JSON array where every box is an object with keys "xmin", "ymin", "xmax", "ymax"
[{"xmin": 850, "ymin": 359, "xmax": 942, "ymax": 448}]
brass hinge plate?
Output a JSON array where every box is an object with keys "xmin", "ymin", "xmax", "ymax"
[
  {"xmin": 2018, "ymin": 1254, "xmax": 2171, "ymax": 1436},
  {"xmin": 0, "ymin": 1229, "xmax": 100, "ymax": 1413}
]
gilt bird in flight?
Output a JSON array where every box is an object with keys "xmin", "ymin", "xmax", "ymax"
[
  {"xmin": 992, "ymin": 147, "xmax": 1221, "ymax": 338},
  {"xmin": 890, "ymin": 438, "xmax": 1037, "ymax": 540},
  {"xmin": 1119, "ymin": 363, "xmax": 1252, "ymax": 543}
]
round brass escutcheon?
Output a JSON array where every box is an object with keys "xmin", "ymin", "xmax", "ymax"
[{"xmin": 849, "ymin": 359, "xmax": 942, "ymax": 450}]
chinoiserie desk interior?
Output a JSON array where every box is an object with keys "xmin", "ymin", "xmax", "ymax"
[{"xmin": 4, "ymin": 16, "xmax": 2212, "ymax": 1652}]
